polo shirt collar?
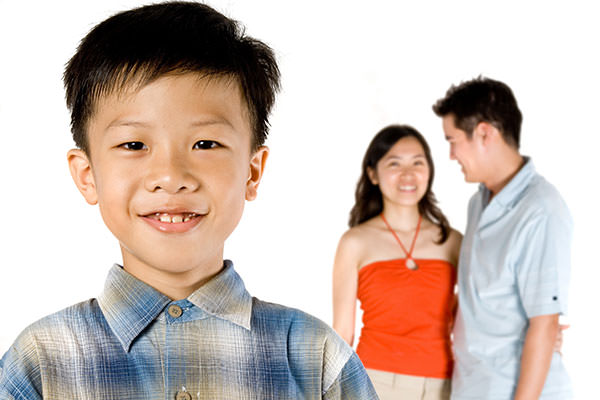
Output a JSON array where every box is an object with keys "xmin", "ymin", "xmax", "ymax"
[
  {"xmin": 98, "ymin": 260, "xmax": 252, "ymax": 352},
  {"xmin": 480, "ymin": 156, "xmax": 536, "ymax": 210}
]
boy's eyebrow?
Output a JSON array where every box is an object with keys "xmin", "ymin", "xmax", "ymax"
[
  {"xmin": 190, "ymin": 118, "xmax": 234, "ymax": 129},
  {"xmin": 107, "ymin": 118, "xmax": 234, "ymax": 130},
  {"xmin": 107, "ymin": 120, "xmax": 152, "ymax": 129}
]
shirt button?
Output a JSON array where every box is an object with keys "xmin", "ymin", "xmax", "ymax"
[
  {"xmin": 175, "ymin": 391, "xmax": 192, "ymax": 400},
  {"xmin": 168, "ymin": 304, "xmax": 183, "ymax": 318}
]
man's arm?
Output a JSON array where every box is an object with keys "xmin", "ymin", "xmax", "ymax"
[{"xmin": 514, "ymin": 313, "xmax": 559, "ymax": 400}]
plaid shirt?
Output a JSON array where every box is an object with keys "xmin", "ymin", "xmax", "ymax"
[{"xmin": 0, "ymin": 261, "xmax": 377, "ymax": 399}]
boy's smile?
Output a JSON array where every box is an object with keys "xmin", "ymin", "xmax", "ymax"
[
  {"xmin": 67, "ymin": 73, "xmax": 268, "ymax": 299},
  {"xmin": 142, "ymin": 211, "xmax": 204, "ymax": 233},
  {"xmin": 141, "ymin": 211, "xmax": 206, "ymax": 233}
]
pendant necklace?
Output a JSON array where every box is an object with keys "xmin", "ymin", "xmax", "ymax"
[{"xmin": 380, "ymin": 212, "xmax": 422, "ymax": 270}]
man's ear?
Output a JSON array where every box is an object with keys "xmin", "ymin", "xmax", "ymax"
[
  {"xmin": 367, "ymin": 167, "xmax": 378, "ymax": 185},
  {"xmin": 67, "ymin": 149, "xmax": 98, "ymax": 205},
  {"xmin": 473, "ymin": 121, "xmax": 499, "ymax": 146},
  {"xmin": 245, "ymin": 146, "xmax": 269, "ymax": 201}
]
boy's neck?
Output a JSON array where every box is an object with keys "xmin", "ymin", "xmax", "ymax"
[{"xmin": 121, "ymin": 251, "xmax": 224, "ymax": 300}]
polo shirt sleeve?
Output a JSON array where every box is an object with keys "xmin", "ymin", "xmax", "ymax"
[{"xmin": 515, "ymin": 210, "xmax": 572, "ymax": 318}]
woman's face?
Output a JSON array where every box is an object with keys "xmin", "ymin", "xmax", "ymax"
[{"xmin": 369, "ymin": 136, "xmax": 431, "ymax": 208}]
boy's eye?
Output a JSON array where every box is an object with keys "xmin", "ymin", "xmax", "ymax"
[
  {"xmin": 193, "ymin": 140, "xmax": 220, "ymax": 150},
  {"xmin": 119, "ymin": 141, "xmax": 147, "ymax": 151}
]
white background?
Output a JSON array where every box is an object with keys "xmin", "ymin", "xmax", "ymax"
[{"xmin": 0, "ymin": 0, "xmax": 598, "ymax": 396}]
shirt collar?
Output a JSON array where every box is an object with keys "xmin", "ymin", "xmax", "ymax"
[
  {"xmin": 98, "ymin": 260, "xmax": 252, "ymax": 352},
  {"xmin": 480, "ymin": 156, "xmax": 536, "ymax": 209},
  {"xmin": 187, "ymin": 260, "xmax": 253, "ymax": 331}
]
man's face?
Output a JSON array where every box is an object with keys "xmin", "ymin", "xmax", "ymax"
[
  {"xmin": 442, "ymin": 115, "xmax": 483, "ymax": 183},
  {"xmin": 68, "ymin": 73, "xmax": 267, "ymax": 283}
]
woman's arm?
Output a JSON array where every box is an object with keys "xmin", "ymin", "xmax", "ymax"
[
  {"xmin": 332, "ymin": 231, "xmax": 361, "ymax": 346},
  {"xmin": 443, "ymin": 229, "xmax": 462, "ymax": 332},
  {"xmin": 447, "ymin": 228, "xmax": 463, "ymax": 268}
]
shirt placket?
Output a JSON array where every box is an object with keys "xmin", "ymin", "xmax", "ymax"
[{"xmin": 165, "ymin": 300, "xmax": 197, "ymax": 400}]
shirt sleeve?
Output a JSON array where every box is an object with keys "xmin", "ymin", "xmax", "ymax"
[
  {"xmin": 322, "ymin": 352, "xmax": 379, "ymax": 400},
  {"xmin": 0, "ymin": 329, "xmax": 43, "ymax": 400},
  {"xmin": 516, "ymin": 210, "xmax": 572, "ymax": 318}
]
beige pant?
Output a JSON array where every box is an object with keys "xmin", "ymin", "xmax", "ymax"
[{"xmin": 366, "ymin": 369, "xmax": 451, "ymax": 400}]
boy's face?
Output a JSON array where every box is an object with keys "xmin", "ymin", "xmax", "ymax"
[{"xmin": 68, "ymin": 73, "xmax": 267, "ymax": 291}]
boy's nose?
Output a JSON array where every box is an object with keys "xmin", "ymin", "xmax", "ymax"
[{"xmin": 144, "ymin": 154, "xmax": 199, "ymax": 194}]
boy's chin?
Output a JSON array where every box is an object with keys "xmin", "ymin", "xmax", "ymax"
[{"xmin": 121, "ymin": 249, "xmax": 224, "ymax": 278}]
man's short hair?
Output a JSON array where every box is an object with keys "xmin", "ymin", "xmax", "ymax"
[
  {"xmin": 432, "ymin": 76, "xmax": 522, "ymax": 148},
  {"xmin": 64, "ymin": 1, "xmax": 280, "ymax": 153}
]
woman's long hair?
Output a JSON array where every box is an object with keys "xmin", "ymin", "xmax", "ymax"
[{"xmin": 349, "ymin": 124, "xmax": 450, "ymax": 244}]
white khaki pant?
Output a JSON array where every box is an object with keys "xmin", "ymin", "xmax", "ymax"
[{"xmin": 366, "ymin": 369, "xmax": 451, "ymax": 400}]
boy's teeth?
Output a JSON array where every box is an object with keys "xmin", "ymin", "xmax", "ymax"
[{"xmin": 154, "ymin": 213, "xmax": 196, "ymax": 223}]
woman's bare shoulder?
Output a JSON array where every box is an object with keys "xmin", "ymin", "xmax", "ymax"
[
  {"xmin": 444, "ymin": 227, "xmax": 463, "ymax": 266},
  {"xmin": 448, "ymin": 227, "xmax": 463, "ymax": 242},
  {"xmin": 336, "ymin": 217, "xmax": 382, "ymax": 258},
  {"xmin": 341, "ymin": 217, "xmax": 381, "ymax": 241}
]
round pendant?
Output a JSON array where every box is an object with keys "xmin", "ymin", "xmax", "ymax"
[{"xmin": 405, "ymin": 258, "xmax": 418, "ymax": 270}]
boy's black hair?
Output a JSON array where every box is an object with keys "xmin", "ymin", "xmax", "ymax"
[
  {"xmin": 432, "ymin": 76, "xmax": 522, "ymax": 149},
  {"xmin": 64, "ymin": 1, "xmax": 280, "ymax": 153}
]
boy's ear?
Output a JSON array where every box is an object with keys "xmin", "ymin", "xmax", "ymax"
[
  {"xmin": 245, "ymin": 146, "xmax": 269, "ymax": 201},
  {"xmin": 67, "ymin": 149, "xmax": 98, "ymax": 205}
]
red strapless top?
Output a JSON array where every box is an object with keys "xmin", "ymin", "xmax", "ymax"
[{"xmin": 356, "ymin": 258, "xmax": 456, "ymax": 378}]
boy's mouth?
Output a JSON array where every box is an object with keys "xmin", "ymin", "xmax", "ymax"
[
  {"xmin": 146, "ymin": 212, "xmax": 200, "ymax": 224},
  {"xmin": 140, "ymin": 210, "xmax": 206, "ymax": 233}
]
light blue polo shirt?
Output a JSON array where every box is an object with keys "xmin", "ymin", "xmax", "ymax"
[{"xmin": 451, "ymin": 158, "xmax": 572, "ymax": 400}]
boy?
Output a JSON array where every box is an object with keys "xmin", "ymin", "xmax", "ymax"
[
  {"xmin": 433, "ymin": 77, "xmax": 572, "ymax": 399},
  {"xmin": 0, "ymin": 2, "xmax": 377, "ymax": 399}
]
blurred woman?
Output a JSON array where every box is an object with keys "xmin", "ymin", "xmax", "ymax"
[{"xmin": 333, "ymin": 125, "xmax": 461, "ymax": 400}]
